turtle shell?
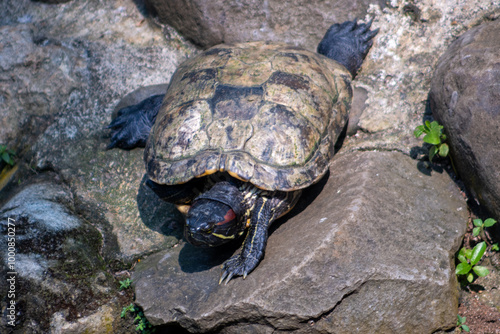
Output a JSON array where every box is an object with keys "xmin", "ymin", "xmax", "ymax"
[{"xmin": 145, "ymin": 41, "xmax": 352, "ymax": 191}]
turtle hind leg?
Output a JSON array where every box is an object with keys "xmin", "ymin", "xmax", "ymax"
[
  {"xmin": 317, "ymin": 20, "xmax": 379, "ymax": 77},
  {"xmin": 107, "ymin": 94, "xmax": 164, "ymax": 150}
]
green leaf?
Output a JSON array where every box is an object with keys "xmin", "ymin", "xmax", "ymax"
[
  {"xmin": 424, "ymin": 120, "xmax": 431, "ymax": 131},
  {"xmin": 492, "ymin": 243, "xmax": 499, "ymax": 251},
  {"xmin": 438, "ymin": 143, "xmax": 449, "ymax": 157},
  {"xmin": 2, "ymin": 152, "xmax": 10, "ymax": 163},
  {"xmin": 467, "ymin": 272, "xmax": 474, "ymax": 283},
  {"xmin": 457, "ymin": 314, "xmax": 466, "ymax": 325},
  {"xmin": 457, "ymin": 252, "xmax": 467, "ymax": 263},
  {"xmin": 455, "ymin": 262, "xmax": 471, "ymax": 275},
  {"xmin": 463, "ymin": 248, "xmax": 473, "ymax": 260},
  {"xmin": 473, "ymin": 227, "xmax": 481, "ymax": 237},
  {"xmin": 121, "ymin": 304, "xmax": 134, "ymax": 318},
  {"xmin": 441, "ymin": 133, "xmax": 447, "ymax": 141},
  {"xmin": 429, "ymin": 120, "xmax": 443, "ymax": 132},
  {"xmin": 428, "ymin": 145, "xmax": 438, "ymax": 162},
  {"xmin": 462, "ymin": 324, "xmax": 470, "ymax": 332},
  {"xmin": 484, "ymin": 218, "xmax": 497, "ymax": 227},
  {"xmin": 473, "ymin": 265, "xmax": 490, "ymax": 277},
  {"xmin": 423, "ymin": 132, "xmax": 441, "ymax": 145},
  {"xmin": 414, "ymin": 125, "xmax": 425, "ymax": 138},
  {"xmin": 471, "ymin": 242, "xmax": 487, "ymax": 265},
  {"xmin": 473, "ymin": 219, "xmax": 483, "ymax": 227}
]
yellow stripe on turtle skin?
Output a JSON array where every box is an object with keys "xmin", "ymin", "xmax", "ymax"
[
  {"xmin": 212, "ymin": 233, "xmax": 237, "ymax": 240},
  {"xmin": 247, "ymin": 197, "xmax": 268, "ymax": 257}
]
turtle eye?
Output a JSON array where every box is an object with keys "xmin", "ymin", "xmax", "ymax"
[{"xmin": 216, "ymin": 209, "xmax": 236, "ymax": 226}]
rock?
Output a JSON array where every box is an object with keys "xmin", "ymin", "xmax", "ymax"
[
  {"xmin": 143, "ymin": 0, "xmax": 386, "ymax": 50},
  {"xmin": 429, "ymin": 20, "xmax": 500, "ymax": 220},
  {"xmin": 33, "ymin": 0, "xmax": 73, "ymax": 4},
  {"xmin": 0, "ymin": 0, "xmax": 196, "ymax": 262},
  {"xmin": 343, "ymin": 1, "xmax": 499, "ymax": 152},
  {"xmin": 1, "ymin": 0, "xmax": 498, "ymax": 333},
  {"xmin": 133, "ymin": 151, "xmax": 467, "ymax": 333},
  {"xmin": 49, "ymin": 299, "xmax": 123, "ymax": 334},
  {"xmin": 0, "ymin": 179, "xmax": 116, "ymax": 333},
  {"xmin": 0, "ymin": 24, "xmax": 88, "ymax": 149}
]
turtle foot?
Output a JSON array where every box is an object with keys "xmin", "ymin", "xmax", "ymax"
[
  {"xmin": 107, "ymin": 94, "xmax": 163, "ymax": 150},
  {"xmin": 219, "ymin": 253, "xmax": 259, "ymax": 285},
  {"xmin": 317, "ymin": 19, "xmax": 379, "ymax": 77}
]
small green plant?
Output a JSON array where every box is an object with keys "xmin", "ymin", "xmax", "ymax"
[
  {"xmin": 0, "ymin": 145, "xmax": 16, "ymax": 166},
  {"xmin": 121, "ymin": 303, "xmax": 155, "ymax": 333},
  {"xmin": 456, "ymin": 241, "xmax": 490, "ymax": 283},
  {"xmin": 457, "ymin": 314, "xmax": 470, "ymax": 332},
  {"xmin": 119, "ymin": 278, "xmax": 132, "ymax": 290},
  {"xmin": 121, "ymin": 303, "xmax": 135, "ymax": 318},
  {"xmin": 414, "ymin": 120, "xmax": 449, "ymax": 162},
  {"xmin": 492, "ymin": 243, "xmax": 499, "ymax": 252},
  {"xmin": 472, "ymin": 218, "xmax": 497, "ymax": 240}
]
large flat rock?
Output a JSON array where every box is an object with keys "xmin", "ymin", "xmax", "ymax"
[{"xmin": 133, "ymin": 151, "xmax": 467, "ymax": 333}]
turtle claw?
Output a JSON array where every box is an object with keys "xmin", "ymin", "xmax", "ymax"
[
  {"xmin": 218, "ymin": 253, "xmax": 257, "ymax": 285},
  {"xmin": 318, "ymin": 19, "xmax": 378, "ymax": 77},
  {"xmin": 106, "ymin": 94, "xmax": 163, "ymax": 150}
]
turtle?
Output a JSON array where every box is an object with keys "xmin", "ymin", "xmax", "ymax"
[{"xmin": 108, "ymin": 20, "xmax": 378, "ymax": 284}]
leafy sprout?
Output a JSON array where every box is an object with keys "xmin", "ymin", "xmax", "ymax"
[
  {"xmin": 472, "ymin": 218, "xmax": 497, "ymax": 240},
  {"xmin": 121, "ymin": 303, "xmax": 155, "ymax": 333},
  {"xmin": 456, "ymin": 241, "xmax": 489, "ymax": 284},
  {"xmin": 414, "ymin": 120, "xmax": 449, "ymax": 162},
  {"xmin": 119, "ymin": 278, "xmax": 132, "ymax": 290},
  {"xmin": 457, "ymin": 314, "xmax": 470, "ymax": 332}
]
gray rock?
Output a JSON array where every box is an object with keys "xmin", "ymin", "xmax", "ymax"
[
  {"xmin": 1, "ymin": 0, "xmax": 497, "ymax": 333},
  {"xmin": 0, "ymin": 0, "xmax": 196, "ymax": 262},
  {"xmin": 0, "ymin": 23, "xmax": 88, "ymax": 149},
  {"xmin": 133, "ymin": 151, "xmax": 467, "ymax": 333},
  {"xmin": 144, "ymin": 0, "xmax": 385, "ymax": 51},
  {"xmin": 33, "ymin": 0, "xmax": 73, "ymax": 3},
  {"xmin": 429, "ymin": 20, "xmax": 500, "ymax": 219},
  {"xmin": 0, "ymin": 179, "xmax": 116, "ymax": 333}
]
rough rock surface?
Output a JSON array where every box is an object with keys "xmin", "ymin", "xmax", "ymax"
[
  {"xmin": 0, "ymin": 0, "xmax": 498, "ymax": 333},
  {"xmin": 133, "ymin": 151, "xmax": 467, "ymax": 333},
  {"xmin": 0, "ymin": 178, "xmax": 117, "ymax": 332},
  {"xmin": 429, "ymin": 20, "xmax": 500, "ymax": 220},
  {"xmin": 0, "ymin": 24, "xmax": 88, "ymax": 150},
  {"xmin": 0, "ymin": 0, "xmax": 196, "ymax": 262},
  {"xmin": 143, "ymin": 0, "xmax": 386, "ymax": 51}
]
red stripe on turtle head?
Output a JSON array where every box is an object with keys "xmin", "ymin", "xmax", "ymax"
[{"xmin": 216, "ymin": 209, "xmax": 236, "ymax": 225}]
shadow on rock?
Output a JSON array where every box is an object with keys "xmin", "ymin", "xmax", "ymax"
[
  {"xmin": 178, "ymin": 241, "xmax": 241, "ymax": 273},
  {"xmin": 136, "ymin": 174, "xmax": 184, "ymax": 239}
]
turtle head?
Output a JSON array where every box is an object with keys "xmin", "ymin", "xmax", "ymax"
[{"xmin": 185, "ymin": 198, "xmax": 244, "ymax": 247}]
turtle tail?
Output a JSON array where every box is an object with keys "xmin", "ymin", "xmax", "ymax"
[{"xmin": 317, "ymin": 19, "xmax": 378, "ymax": 77}]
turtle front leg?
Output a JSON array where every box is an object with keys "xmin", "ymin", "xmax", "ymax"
[
  {"xmin": 219, "ymin": 197, "xmax": 273, "ymax": 285},
  {"xmin": 219, "ymin": 190, "xmax": 301, "ymax": 284},
  {"xmin": 107, "ymin": 94, "xmax": 164, "ymax": 149}
]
